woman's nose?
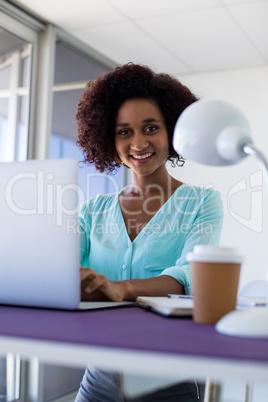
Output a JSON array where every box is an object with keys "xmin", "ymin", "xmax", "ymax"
[{"xmin": 130, "ymin": 132, "xmax": 149, "ymax": 151}]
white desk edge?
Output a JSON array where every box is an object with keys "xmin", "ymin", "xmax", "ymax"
[{"xmin": 0, "ymin": 336, "xmax": 267, "ymax": 383}]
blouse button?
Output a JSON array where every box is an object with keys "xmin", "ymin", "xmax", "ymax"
[{"xmin": 122, "ymin": 264, "xmax": 126, "ymax": 270}]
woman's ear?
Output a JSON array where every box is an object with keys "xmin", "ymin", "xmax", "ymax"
[
  {"xmin": 115, "ymin": 153, "xmax": 123, "ymax": 164},
  {"xmin": 115, "ymin": 153, "xmax": 130, "ymax": 169}
]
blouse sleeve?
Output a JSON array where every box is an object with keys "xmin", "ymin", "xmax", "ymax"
[
  {"xmin": 159, "ymin": 189, "xmax": 224, "ymax": 295},
  {"xmin": 78, "ymin": 201, "xmax": 92, "ymax": 267}
]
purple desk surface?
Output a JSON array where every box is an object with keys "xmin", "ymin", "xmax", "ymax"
[{"xmin": 0, "ymin": 305, "xmax": 267, "ymax": 364}]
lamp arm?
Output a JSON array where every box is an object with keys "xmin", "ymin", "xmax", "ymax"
[{"xmin": 243, "ymin": 144, "xmax": 268, "ymax": 189}]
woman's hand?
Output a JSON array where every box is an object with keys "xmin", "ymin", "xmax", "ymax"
[
  {"xmin": 80, "ymin": 267, "xmax": 127, "ymax": 302},
  {"xmin": 80, "ymin": 267, "xmax": 184, "ymax": 302}
]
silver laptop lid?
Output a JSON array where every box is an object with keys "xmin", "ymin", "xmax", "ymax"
[{"xmin": 0, "ymin": 158, "xmax": 81, "ymax": 309}]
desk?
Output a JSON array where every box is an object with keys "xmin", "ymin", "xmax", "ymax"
[{"xmin": 0, "ymin": 304, "xmax": 267, "ymax": 399}]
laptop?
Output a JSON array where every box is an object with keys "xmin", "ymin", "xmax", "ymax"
[{"xmin": 0, "ymin": 158, "xmax": 132, "ymax": 310}]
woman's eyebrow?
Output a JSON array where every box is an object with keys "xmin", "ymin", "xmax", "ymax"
[
  {"xmin": 116, "ymin": 122, "xmax": 129, "ymax": 128},
  {"xmin": 143, "ymin": 118, "xmax": 161, "ymax": 123},
  {"xmin": 116, "ymin": 118, "xmax": 161, "ymax": 128}
]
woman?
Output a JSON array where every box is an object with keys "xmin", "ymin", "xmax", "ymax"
[{"xmin": 75, "ymin": 63, "xmax": 223, "ymax": 401}]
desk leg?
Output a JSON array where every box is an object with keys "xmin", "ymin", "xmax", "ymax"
[
  {"xmin": 21, "ymin": 358, "xmax": 44, "ymax": 402},
  {"xmin": 245, "ymin": 382, "xmax": 254, "ymax": 402},
  {"xmin": 0, "ymin": 354, "xmax": 21, "ymax": 401},
  {"xmin": 204, "ymin": 379, "xmax": 222, "ymax": 402}
]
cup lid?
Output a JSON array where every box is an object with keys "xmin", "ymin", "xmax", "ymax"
[{"xmin": 187, "ymin": 245, "xmax": 244, "ymax": 263}]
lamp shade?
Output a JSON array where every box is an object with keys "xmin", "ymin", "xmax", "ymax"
[{"xmin": 173, "ymin": 99, "xmax": 253, "ymax": 166}]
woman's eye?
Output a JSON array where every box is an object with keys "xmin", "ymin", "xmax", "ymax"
[
  {"xmin": 145, "ymin": 125, "xmax": 158, "ymax": 133},
  {"xmin": 118, "ymin": 129, "xmax": 131, "ymax": 136}
]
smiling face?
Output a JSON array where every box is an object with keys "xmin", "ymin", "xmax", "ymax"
[{"xmin": 115, "ymin": 98, "xmax": 170, "ymax": 180}]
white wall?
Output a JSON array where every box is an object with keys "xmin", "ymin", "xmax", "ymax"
[{"xmin": 171, "ymin": 66, "xmax": 268, "ymax": 290}]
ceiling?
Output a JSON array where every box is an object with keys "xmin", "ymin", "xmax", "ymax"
[{"xmin": 11, "ymin": 0, "xmax": 268, "ymax": 76}]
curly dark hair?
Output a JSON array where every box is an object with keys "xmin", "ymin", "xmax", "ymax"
[{"xmin": 76, "ymin": 63, "xmax": 198, "ymax": 172}]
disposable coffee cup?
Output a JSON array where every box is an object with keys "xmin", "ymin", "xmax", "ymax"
[{"xmin": 187, "ymin": 245, "xmax": 243, "ymax": 324}]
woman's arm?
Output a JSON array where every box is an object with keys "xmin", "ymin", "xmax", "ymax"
[
  {"xmin": 158, "ymin": 189, "xmax": 224, "ymax": 295},
  {"xmin": 81, "ymin": 267, "xmax": 184, "ymax": 301}
]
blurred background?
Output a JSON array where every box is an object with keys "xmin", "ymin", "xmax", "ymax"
[{"xmin": 0, "ymin": 1, "xmax": 267, "ymax": 401}]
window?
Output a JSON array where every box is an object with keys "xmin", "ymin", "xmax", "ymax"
[
  {"xmin": 50, "ymin": 39, "xmax": 125, "ymax": 200},
  {"xmin": 0, "ymin": 29, "xmax": 32, "ymax": 161}
]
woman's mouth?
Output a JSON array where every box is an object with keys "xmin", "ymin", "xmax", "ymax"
[{"xmin": 131, "ymin": 152, "xmax": 154, "ymax": 162}]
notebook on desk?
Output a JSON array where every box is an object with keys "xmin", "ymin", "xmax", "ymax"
[
  {"xmin": 136, "ymin": 296, "xmax": 193, "ymax": 316},
  {"xmin": 136, "ymin": 295, "xmax": 268, "ymax": 317},
  {"xmin": 0, "ymin": 158, "xmax": 133, "ymax": 311}
]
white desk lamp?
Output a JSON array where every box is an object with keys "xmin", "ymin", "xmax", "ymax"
[{"xmin": 173, "ymin": 99, "xmax": 268, "ymax": 338}]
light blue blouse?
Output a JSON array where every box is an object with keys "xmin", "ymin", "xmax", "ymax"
[{"xmin": 79, "ymin": 183, "xmax": 223, "ymax": 295}]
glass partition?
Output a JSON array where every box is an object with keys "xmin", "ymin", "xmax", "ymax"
[
  {"xmin": 50, "ymin": 39, "xmax": 125, "ymax": 201},
  {"xmin": 0, "ymin": 29, "xmax": 32, "ymax": 162}
]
